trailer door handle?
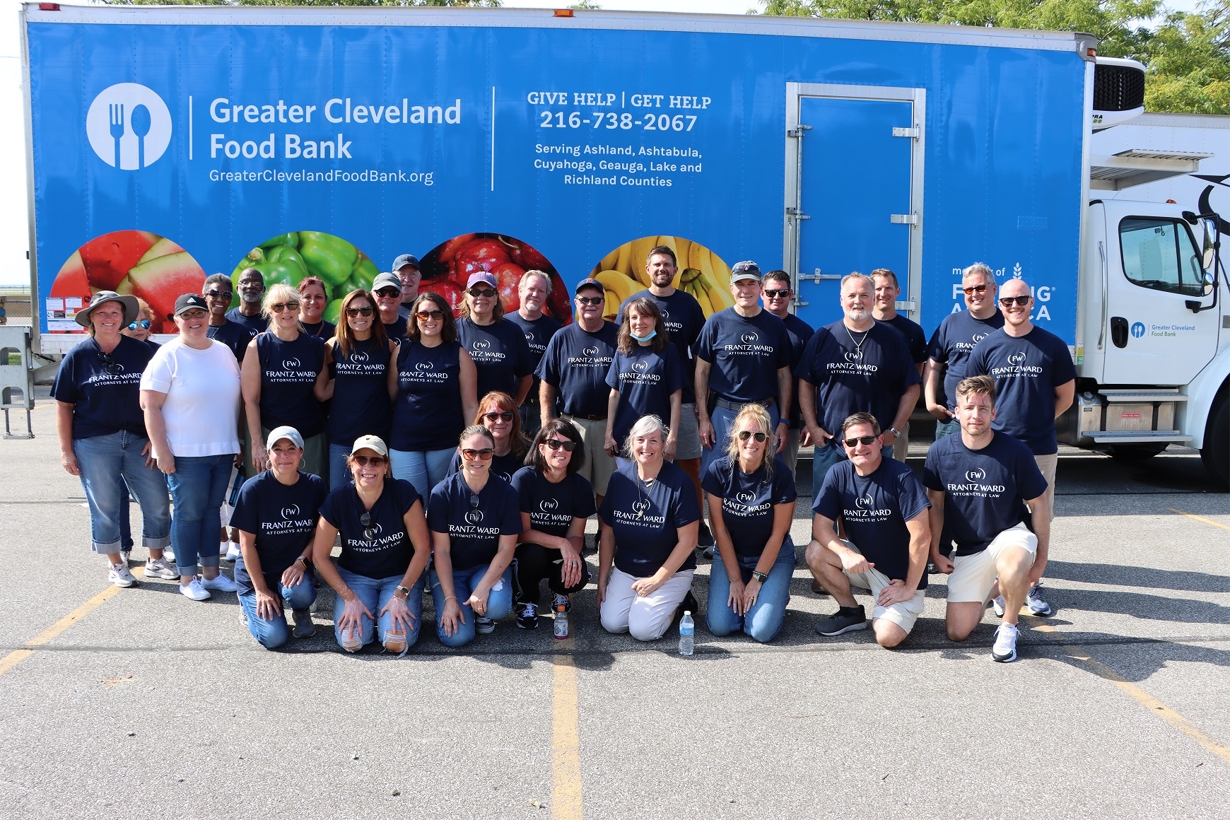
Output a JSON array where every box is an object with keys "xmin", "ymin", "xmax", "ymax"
[{"xmin": 1110, "ymin": 316, "xmax": 1129, "ymax": 348}]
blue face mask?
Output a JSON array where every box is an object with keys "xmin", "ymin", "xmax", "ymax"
[{"xmin": 630, "ymin": 328, "xmax": 657, "ymax": 343}]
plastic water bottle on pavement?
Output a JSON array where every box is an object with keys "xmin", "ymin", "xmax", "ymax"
[
  {"xmin": 678, "ymin": 611, "xmax": 694, "ymax": 656},
  {"xmin": 554, "ymin": 599, "xmax": 569, "ymax": 640}
]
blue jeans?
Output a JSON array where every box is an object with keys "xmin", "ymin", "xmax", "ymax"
[
  {"xmin": 430, "ymin": 564, "xmax": 514, "ymax": 647},
  {"xmin": 166, "ymin": 454, "xmax": 233, "ymax": 575},
  {"xmin": 328, "ymin": 443, "xmax": 352, "ymax": 491},
  {"xmin": 334, "ymin": 568, "xmax": 425, "ymax": 651},
  {"xmin": 390, "ymin": 447, "xmax": 454, "ymax": 501},
  {"xmin": 72, "ymin": 431, "xmax": 170, "ymax": 554},
  {"xmin": 707, "ymin": 536, "xmax": 795, "ymax": 643},
  {"xmin": 703, "ymin": 401, "xmax": 782, "ymax": 474},
  {"xmin": 238, "ymin": 576, "xmax": 317, "ymax": 650},
  {"xmin": 935, "ymin": 417, "xmax": 960, "ymax": 440}
]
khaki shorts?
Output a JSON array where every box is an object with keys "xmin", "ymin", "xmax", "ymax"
[
  {"xmin": 946, "ymin": 522, "xmax": 1037, "ymax": 604},
  {"xmin": 840, "ymin": 540, "xmax": 925, "ymax": 634},
  {"xmin": 674, "ymin": 402, "xmax": 702, "ymax": 460},
  {"xmin": 564, "ymin": 415, "xmax": 616, "ymax": 496}
]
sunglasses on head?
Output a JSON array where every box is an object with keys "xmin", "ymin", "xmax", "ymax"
[
  {"xmin": 484, "ymin": 411, "xmax": 514, "ymax": 423},
  {"xmin": 543, "ymin": 438, "xmax": 576, "ymax": 451},
  {"xmin": 1000, "ymin": 295, "xmax": 1032, "ymax": 307},
  {"xmin": 738, "ymin": 430, "xmax": 767, "ymax": 442},
  {"xmin": 963, "ymin": 284, "xmax": 989, "ymax": 295},
  {"xmin": 127, "ymin": 319, "xmax": 151, "ymax": 331},
  {"xmin": 576, "ymin": 296, "xmax": 603, "ymax": 306},
  {"xmin": 843, "ymin": 435, "xmax": 878, "ymax": 447},
  {"xmin": 461, "ymin": 447, "xmax": 494, "ymax": 461},
  {"xmin": 97, "ymin": 351, "xmax": 122, "ymax": 376},
  {"xmin": 346, "ymin": 306, "xmax": 374, "ymax": 317},
  {"xmin": 268, "ymin": 301, "xmax": 300, "ymax": 313},
  {"xmin": 205, "ymin": 290, "xmax": 233, "ymax": 299},
  {"xmin": 416, "ymin": 309, "xmax": 444, "ymax": 321},
  {"xmin": 763, "ymin": 289, "xmax": 790, "ymax": 299},
  {"xmin": 469, "ymin": 288, "xmax": 497, "ymax": 299},
  {"xmin": 353, "ymin": 455, "xmax": 386, "ymax": 467}
]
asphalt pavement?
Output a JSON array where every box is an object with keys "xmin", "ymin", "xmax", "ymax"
[{"xmin": 2, "ymin": 397, "xmax": 1228, "ymax": 819}]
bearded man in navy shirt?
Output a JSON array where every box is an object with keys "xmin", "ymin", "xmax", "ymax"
[{"xmin": 923, "ymin": 375, "xmax": 1049, "ymax": 663}]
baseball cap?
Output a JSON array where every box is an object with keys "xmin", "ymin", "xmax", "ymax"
[
  {"xmin": 372, "ymin": 272, "xmax": 402, "ymax": 293},
  {"xmin": 265, "ymin": 425, "xmax": 304, "ymax": 451},
  {"xmin": 350, "ymin": 435, "xmax": 389, "ymax": 457},
  {"xmin": 173, "ymin": 293, "xmax": 210, "ymax": 316},
  {"xmin": 574, "ymin": 278, "xmax": 603, "ymax": 296},
  {"xmin": 466, "ymin": 272, "xmax": 498, "ymax": 290},
  {"xmin": 392, "ymin": 254, "xmax": 420, "ymax": 271},
  {"xmin": 730, "ymin": 261, "xmax": 762, "ymax": 283}
]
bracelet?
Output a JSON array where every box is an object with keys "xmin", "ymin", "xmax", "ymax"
[
  {"xmin": 752, "ymin": 570, "xmax": 769, "ymax": 583},
  {"xmin": 445, "ymin": 596, "xmax": 457, "ymax": 602}
]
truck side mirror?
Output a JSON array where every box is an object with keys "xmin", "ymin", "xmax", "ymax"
[{"xmin": 1202, "ymin": 218, "xmax": 1220, "ymax": 272}]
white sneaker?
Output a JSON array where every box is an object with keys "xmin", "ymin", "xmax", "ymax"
[
  {"xmin": 201, "ymin": 573, "xmax": 238, "ymax": 593},
  {"xmin": 992, "ymin": 622, "xmax": 1019, "ymax": 663},
  {"xmin": 992, "ymin": 595, "xmax": 1006, "ymax": 618},
  {"xmin": 108, "ymin": 562, "xmax": 137, "ymax": 588},
  {"xmin": 1025, "ymin": 583, "xmax": 1054, "ymax": 617},
  {"xmin": 225, "ymin": 543, "xmax": 241, "ymax": 562},
  {"xmin": 180, "ymin": 578, "xmax": 211, "ymax": 601},
  {"xmin": 144, "ymin": 557, "xmax": 180, "ymax": 580}
]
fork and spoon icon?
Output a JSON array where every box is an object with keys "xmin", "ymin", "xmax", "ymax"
[{"xmin": 108, "ymin": 102, "xmax": 152, "ymax": 169}]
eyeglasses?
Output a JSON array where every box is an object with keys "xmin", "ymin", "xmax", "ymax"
[
  {"xmin": 374, "ymin": 288, "xmax": 401, "ymax": 298},
  {"xmin": 543, "ymin": 438, "xmax": 576, "ymax": 451},
  {"xmin": 268, "ymin": 301, "xmax": 300, "ymax": 313},
  {"xmin": 576, "ymin": 296, "xmax": 603, "ymax": 306},
  {"xmin": 97, "ymin": 351, "xmax": 122, "ymax": 375},
  {"xmin": 127, "ymin": 319, "xmax": 151, "ymax": 330},
  {"xmin": 484, "ymin": 411, "xmax": 514, "ymax": 423},
  {"xmin": 737, "ymin": 430, "xmax": 768, "ymax": 442},
  {"xmin": 178, "ymin": 310, "xmax": 208, "ymax": 321},
  {"xmin": 962, "ymin": 284, "xmax": 989, "ymax": 295},
  {"xmin": 416, "ymin": 309, "xmax": 444, "ymax": 321},
  {"xmin": 346, "ymin": 306, "xmax": 374, "ymax": 317},
  {"xmin": 1000, "ymin": 295, "xmax": 1032, "ymax": 307},
  {"xmin": 469, "ymin": 288, "xmax": 497, "ymax": 299},
  {"xmin": 461, "ymin": 447, "xmax": 494, "ymax": 461},
  {"xmin": 353, "ymin": 455, "xmax": 386, "ymax": 467},
  {"xmin": 763, "ymin": 289, "xmax": 790, "ymax": 299},
  {"xmin": 205, "ymin": 290, "xmax": 233, "ymax": 299},
  {"xmin": 843, "ymin": 435, "xmax": 878, "ymax": 447}
]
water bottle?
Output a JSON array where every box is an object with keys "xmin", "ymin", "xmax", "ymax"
[
  {"xmin": 554, "ymin": 599, "xmax": 569, "ymax": 640},
  {"xmin": 678, "ymin": 610, "xmax": 694, "ymax": 656}
]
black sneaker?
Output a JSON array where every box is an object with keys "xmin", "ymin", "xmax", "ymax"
[
  {"xmin": 810, "ymin": 579, "xmax": 828, "ymax": 596},
  {"xmin": 515, "ymin": 602, "xmax": 539, "ymax": 630},
  {"xmin": 815, "ymin": 606, "xmax": 868, "ymax": 636},
  {"xmin": 291, "ymin": 608, "xmax": 316, "ymax": 639},
  {"xmin": 697, "ymin": 522, "xmax": 714, "ymax": 548},
  {"xmin": 674, "ymin": 589, "xmax": 700, "ymax": 626}
]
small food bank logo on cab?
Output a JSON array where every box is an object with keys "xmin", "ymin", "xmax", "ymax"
[{"xmin": 86, "ymin": 84, "xmax": 173, "ymax": 170}]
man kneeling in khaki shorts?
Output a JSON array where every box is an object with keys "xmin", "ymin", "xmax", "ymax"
[{"xmin": 923, "ymin": 375, "xmax": 1049, "ymax": 663}]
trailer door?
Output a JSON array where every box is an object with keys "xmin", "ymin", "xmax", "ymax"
[{"xmin": 784, "ymin": 84, "xmax": 925, "ymax": 330}]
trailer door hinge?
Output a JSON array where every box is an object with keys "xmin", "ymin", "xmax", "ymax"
[
  {"xmin": 787, "ymin": 125, "xmax": 812, "ymax": 138},
  {"xmin": 890, "ymin": 213, "xmax": 919, "ymax": 225},
  {"xmin": 892, "ymin": 126, "xmax": 921, "ymax": 139},
  {"xmin": 786, "ymin": 207, "xmax": 810, "ymax": 220}
]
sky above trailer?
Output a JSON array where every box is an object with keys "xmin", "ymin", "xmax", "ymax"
[{"xmin": 0, "ymin": 0, "xmax": 1205, "ymax": 287}]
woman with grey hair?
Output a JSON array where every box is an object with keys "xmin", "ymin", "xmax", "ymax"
[{"xmin": 597, "ymin": 414, "xmax": 700, "ymax": 641}]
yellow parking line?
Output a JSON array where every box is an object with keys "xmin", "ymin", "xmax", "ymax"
[
  {"xmin": 1167, "ymin": 507, "xmax": 1230, "ymax": 532},
  {"xmin": 0, "ymin": 566, "xmax": 145, "ymax": 678},
  {"xmin": 551, "ymin": 652, "xmax": 584, "ymax": 820},
  {"xmin": 1033, "ymin": 623, "xmax": 1230, "ymax": 765}
]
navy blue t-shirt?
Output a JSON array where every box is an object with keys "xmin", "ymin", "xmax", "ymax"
[
  {"xmin": 51, "ymin": 335, "xmax": 154, "ymax": 440},
  {"xmin": 329, "ymin": 337, "xmax": 393, "ymax": 447},
  {"xmin": 383, "ymin": 315, "xmax": 409, "ymax": 341},
  {"xmin": 695, "ymin": 308, "xmax": 791, "ymax": 404},
  {"xmin": 230, "ymin": 471, "xmax": 327, "ymax": 596},
  {"xmin": 320, "ymin": 478, "xmax": 423, "ymax": 579},
  {"xmin": 255, "ymin": 332, "xmax": 327, "ymax": 437},
  {"xmin": 537, "ymin": 322, "xmax": 619, "ymax": 417},
  {"xmin": 225, "ymin": 307, "xmax": 267, "ymax": 339},
  {"xmin": 207, "ymin": 320, "xmax": 252, "ymax": 362},
  {"xmin": 390, "ymin": 340, "xmax": 465, "ymax": 451},
  {"xmin": 457, "ymin": 317, "xmax": 533, "ymax": 401},
  {"xmin": 923, "ymin": 432, "xmax": 1048, "ymax": 556},
  {"xmin": 302, "ymin": 319, "xmax": 337, "ymax": 340},
  {"xmin": 701, "ymin": 456, "xmax": 797, "ymax": 561},
  {"xmin": 926, "ymin": 310, "xmax": 1006, "ymax": 411},
  {"xmin": 447, "ymin": 448, "xmax": 527, "ymax": 486},
  {"xmin": 883, "ymin": 314, "xmax": 928, "ymax": 365},
  {"xmin": 619, "ymin": 289, "xmax": 705, "ymax": 404},
  {"xmin": 780, "ymin": 313, "xmax": 815, "ymax": 428},
  {"xmin": 813, "ymin": 458, "xmax": 931, "ymax": 588},
  {"xmin": 796, "ymin": 321, "xmax": 921, "ymax": 443},
  {"xmin": 428, "ymin": 472, "xmax": 523, "ymax": 572},
  {"xmin": 511, "ymin": 466, "xmax": 596, "ymax": 539},
  {"xmin": 965, "ymin": 326, "xmax": 1077, "ymax": 455},
  {"xmin": 506, "ymin": 312, "xmax": 562, "ymax": 388},
  {"xmin": 606, "ymin": 344, "xmax": 685, "ymax": 447},
  {"xmin": 598, "ymin": 459, "xmax": 700, "ymax": 577}
]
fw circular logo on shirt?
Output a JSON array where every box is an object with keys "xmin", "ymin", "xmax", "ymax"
[
  {"xmin": 281, "ymin": 504, "xmax": 301, "ymax": 520},
  {"xmin": 965, "ymin": 468, "xmax": 987, "ymax": 482},
  {"xmin": 539, "ymin": 498, "xmax": 559, "ymax": 512},
  {"xmin": 465, "ymin": 509, "xmax": 485, "ymax": 525}
]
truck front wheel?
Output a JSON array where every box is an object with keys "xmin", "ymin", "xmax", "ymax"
[{"xmin": 1200, "ymin": 396, "xmax": 1230, "ymax": 489}]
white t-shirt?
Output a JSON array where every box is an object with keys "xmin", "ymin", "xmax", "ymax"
[{"xmin": 141, "ymin": 337, "xmax": 241, "ymax": 457}]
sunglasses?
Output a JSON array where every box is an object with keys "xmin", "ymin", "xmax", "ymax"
[
  {"xmin": 763, "ymin": 289, "xmax": 790, "ymax": 299},
  {"xmin": 1000, "ymin": 295, "xmax": 1032, "ymax": 307},
  {"xmin": 843, "ymin": 435, "xmax": 878, "ymax": 447},
  {"xmin": 962, "ymin": 284, "xmax": 989, "ymax": 295},
  {"xmin": 484, "ymin": 411, "xmax": 514, "ymax": 423},
  {"xmin": 205, "ymin": 290, "xmax": 233, "ymax": 299},
  {"xmin": 543, "ymin": 438, "xmax": 576, "ymax": 451},
  {"xmin": 374, "ymin": 289, "xmax": 401, "ymax": 298},
  {"xmin": 469, "ymin": 493, "xmax": 481, "ymax": 509},
  {"xmin": 461, "ymin": 447, "xmax": 494, "ymax": 461},
  {"xmin": 268, "ymin": 301, "xmax": 300, "ymax": 313},
  {"xmin": 346, "ymin": 306, "xmax": 374, "ymax": 317},
  {"xmin": 738, "ymin": 430, "xmax": 768, "ymax": 442},
  {"xmin": 359, "ymin": 510, "xmax": 377, "ymax": 540},
  {"xmin": 353, "ymin": 455, "xmax": 386, "ymax": 467},
  {"xmin": 576, "ymin": 296, "xmax": 603, "ymax": 306},
  {"xmin": 97, "ymin": 351, "xmax": 122, "ymax": 376},
  {"xmin": 469, "ymin": 288, "xmax": 498, "ymax": 299},
  {"xmin": 127, "ymin": 319, "xmax": 151, "ymax": 331},
  {"xmin": 416, "ymin": 309, "xmax": 444, "ymax": 321}
]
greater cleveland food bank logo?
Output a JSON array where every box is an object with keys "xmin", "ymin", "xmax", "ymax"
[{"xmin": 86, "ymin": 83, "xmax": 173, "ymax": 170}]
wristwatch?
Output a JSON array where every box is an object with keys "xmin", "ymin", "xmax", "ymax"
[
  {"xmin": 395, "ymin": 585, "xmax": 411, "ymax": 600},
  {"xmin": 752, "ymin": 571, "xmax": 768, "ymax": 583},
  {"xmin": 888, "ymin": 426, "xmax": 901, "ymax": 437},
  {"xmin": 294, "ymin": 556, "xmax": 308, "ymax": 565}
]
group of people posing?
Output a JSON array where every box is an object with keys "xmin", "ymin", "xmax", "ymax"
[{"xmin": 54, "ymin": 247, "xmax": 1073, "ymax": 662}]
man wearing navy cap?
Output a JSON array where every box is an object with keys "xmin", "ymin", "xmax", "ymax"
[{"xmin": 392, "ymin": 254, "xmax": 421, "ymax": 320}]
